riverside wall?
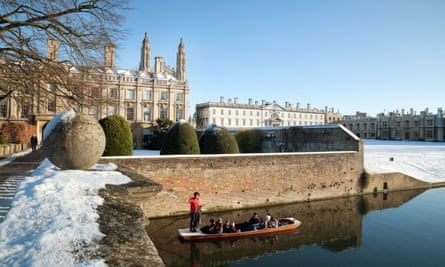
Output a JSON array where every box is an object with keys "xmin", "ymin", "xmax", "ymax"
[{"xmin": 102, "ymin": 149, "xmax": 364, "ymax": 218}]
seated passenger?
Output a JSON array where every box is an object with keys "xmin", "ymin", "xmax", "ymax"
[
  {"xmin": 248, "ymin": 212, "xmax": 261, "ymax": 230},
  {"xmin": 214, "ymin": 218, "xmax": 224, "ymax": 234},
  {"xmin": 269, "ymin": 217, "xmax": 279, "ymax": 228},
  {"xmin": 229, "ymin": 221, "xmax": 240, "ymax": 232},
  {"xmin": 223, "ymin": 220, "xmax": 232, "ymax": 233},
  {"xmin": 264, "ymin": 213, "xmax": 272, "ymax": 228},
  {"xmin": 201, "ymin": 218, "xmax": 216, "ymax": 234},
  {"xmin": 266, "ymin": 214, "xmax": 279, "ymax": 228}
]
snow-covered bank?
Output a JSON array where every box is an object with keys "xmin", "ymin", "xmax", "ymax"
[
  {"xmin": 1, "ymin": 140, "xmax": 445, "ymax": 266},
  {"xmin": 0, "ymin": 159, "xmax": 131, "ymax": 267},
  {"xmin": 364, "ymin": 140, "xmax": 445, "ymax": 182}
]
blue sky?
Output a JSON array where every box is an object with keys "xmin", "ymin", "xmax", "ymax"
[{"xmin": 116, "ymin": 0, "xmax": 445, "ymax": 116}]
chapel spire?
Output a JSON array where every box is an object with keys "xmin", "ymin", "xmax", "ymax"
[
  {"xmin": 176, "ymin": 38, "xmax": 186, "ymax": 81},
  {"xmin": 139, "ymin": 32, "xmax": 151, "ymax": 72}
]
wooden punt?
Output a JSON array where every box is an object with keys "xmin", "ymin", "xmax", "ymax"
[{"xmin": 178, "ymin": 217, "xmax": 301, "ymax": 241}]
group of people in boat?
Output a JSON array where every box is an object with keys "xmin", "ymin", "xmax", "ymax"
[
  {"xmin": 200, "ymin": 212, "xmax": 280, "ymax": 234},
  {"xmin": 188, "ymin": 192, "xmax": 280, "ymax": 234}
]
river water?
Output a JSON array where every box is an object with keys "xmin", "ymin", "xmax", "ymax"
[{"xmin": 146, "ymin": 187, "xmax": 445, "ymax": 267}]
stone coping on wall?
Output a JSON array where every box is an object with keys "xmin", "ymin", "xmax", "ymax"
[{"xmin": 102, "ymin": 150, "xmax": 360, "ymax": 160}]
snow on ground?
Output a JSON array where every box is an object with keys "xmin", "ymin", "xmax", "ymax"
[
  {"xmin": 364, "ymin": 140, "xmax": 445, "ymax": 182},
  {"xmin": 0, "ymin": 159, "xmax": 131, "ymax": 267},
  {"xmin": 0, "ymin": 140, "xmax": 444, "ymax": 266}
]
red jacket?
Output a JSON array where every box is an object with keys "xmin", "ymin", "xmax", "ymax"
[{"xmin": 188, "ymin": 197, "xmax": 200, "ymax": 213}]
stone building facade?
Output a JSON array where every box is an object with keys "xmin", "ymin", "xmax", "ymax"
[
  {"xmin": 0, "ymin": 33, "xmax": 190, "ymax": 148},
  {"xmin": 195, "ymin": 96, "xmax": 342, "ymax": 129},
  {"xmin": 343, "ymin": 108, "xmax": 445, "ymax": 141}
]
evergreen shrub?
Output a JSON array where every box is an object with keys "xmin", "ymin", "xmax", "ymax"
[
  {"xmin": 160, "ymin": 120, "xmax": 200, "ymax": 155},
  {"xmin": 235, "ymin": 129, "xmax": 263, "ymax": 153},
  {"xmin": 199, "ymin": 124, "xmax": 239, "ymax": 154},
  {"xmin": 99, "ymin": 115, "xmax": 133, "ymax": 156}
]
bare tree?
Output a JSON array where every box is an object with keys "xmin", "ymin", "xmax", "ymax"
[{"xmin": 0, "ymin": 0, "xmax": 129, "ymax": 108}]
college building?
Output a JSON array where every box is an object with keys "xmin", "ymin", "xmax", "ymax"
[
  {"xmin": 195, "ymin": 96, "xmax": 342, "ymax": 129},
  {"xmin": 0, "ymin": 33, "xmax": 190, "ymax": 148},
  {"xmin": 342, "ymin": 108, "xmax": 445, "ymax": 141}
]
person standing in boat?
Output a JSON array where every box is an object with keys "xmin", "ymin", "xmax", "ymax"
[{"xmin": 188, "ymin": 192, "xmax": 201, "ymax": 232}]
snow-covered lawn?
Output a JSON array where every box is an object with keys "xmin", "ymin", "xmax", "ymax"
[
  {"xmin": 1, "ymin": 140, "xmax": 444, "ymax": 266},
  {"xmin": 364, "ymin": 140, "xmax": 445, "ymax": 182}
]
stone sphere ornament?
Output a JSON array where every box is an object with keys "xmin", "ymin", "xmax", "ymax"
[{"xmin": 43, "ymin": 111, "xmax": 106, "ymax": 170}]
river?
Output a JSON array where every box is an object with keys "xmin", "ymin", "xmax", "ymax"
[{"xmin": 146, "ymin": 187, "xmax": 445, "ymax": 267}]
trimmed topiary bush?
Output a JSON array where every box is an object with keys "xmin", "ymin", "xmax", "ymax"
[
  {"xmin": 235, "ymin": 129, "xmax": 263, "ymax": 153},
  {"xmin": 199, "ymin": 124, "xmax": 239, "ymax": 154},
  {"xmin": 99, "ymin": 115, "xmax": 133, "ymax": 156},
  {"xmin": 160, "ymin": 120, "xmax": 200, "ymax": 155}
]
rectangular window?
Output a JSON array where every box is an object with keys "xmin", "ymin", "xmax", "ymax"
[
  {"xmin": 176, "ymin": 92, "xmax": 184, "ymax": 102},
  {"xmin": 91, "ymin": 87, "xmax": 100, "ymax": 98},
  {"xmin": 0, "ymin": 103, "xmax": 7, "ymax": 117},
  {"xmin": 110, "ymin": 88, "xmax": 118, "ymax": 98},
  {"xmin": 160, "ymin": 91, "xmax": 168, "ymax": 101},
  {"xmin": 21, "ymin": 103, "xmax": 29, "ymax": 118},
  {"xmin": 48, "ymin": 101, "xmax": 56, "ymax": 112},
  {"xmin": 144, "ymin": 90, "xmax": 152, "ymax": 100},
  {"xmin": 126, "ymin": 107, "xmax": 134, "ymax": 120},
  {"xmin": 127, "ymin": 89, "xmax": 135, "ymax": 99},
  {"xmin": 176, "ymin": 108, "xmax": 183, "ymax": 120},
  {"xmin": 221, "ymin": 109, "xmax": 224, "ymax": 115},
  {"xmin": 213, "ymin": 109, "xmax": 216, "ymax": 115},
  {"xmin": 160, "ymin": 107, "xmax": 167, "ymax": 120},
  {"xmin": 144, "ymin": 107, "xmax": 151, "ymax": 121},
  {"xmin": 47, "ymin": 84, "xmax": 55, "ymax": 92}
]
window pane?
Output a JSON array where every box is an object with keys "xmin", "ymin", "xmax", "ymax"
[
  {"xmin": 144, "ymin": 107, "xmax": 151, "ymax": 121},
  {"xmin": 127, "ymin": 89, "xmax": 135, "ymax": 99},
  {"xmin": 160, "ymin": 107, "xmax": 167, "ymax": 120},
  {"xmin": 176, "ymin": 93, "xmax": 184, "ymax": 102},
  {"xmin": 144, "ymin": 90, "xmax": 152, "ymax": 100},
  {"xmin": 110, "ymin": 88, "xmax": 118, "ymax": 98},
  {"xmin": 127, "ymin": 107, "xmax": 134, "ymax": 120},
  {"xmin": 176, "ymin": 108, "xmax": 183, "ymax": 120}
]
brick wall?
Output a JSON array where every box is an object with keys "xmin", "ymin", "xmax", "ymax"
[{"xmin": 102, "ymin": 149, "xmax": 364, "ymax": 218}]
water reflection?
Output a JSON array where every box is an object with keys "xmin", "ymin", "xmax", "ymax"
[{"xmin": 146, "ymin": 188, "xmax": 426, "ymax": 267}]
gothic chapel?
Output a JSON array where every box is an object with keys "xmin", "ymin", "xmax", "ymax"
[{"xmin": 0, "ymin": 33, "xmax": 190, "ymax": 148}]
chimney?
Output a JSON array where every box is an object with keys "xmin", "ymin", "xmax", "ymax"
[
  {"xmin": 220, "ymin": 96, "xmax": 224, "ymax": 103},
  {"xmin": 104, "ymin": 45, "xmax": 115, "ymax": 69},
  {"xmin": 47, "ymin": 39, "xmax": 60, "ymax": 61},
  {"xmin": 154, "ymin": 57, "xmax": 165, "ymax": 73}
]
